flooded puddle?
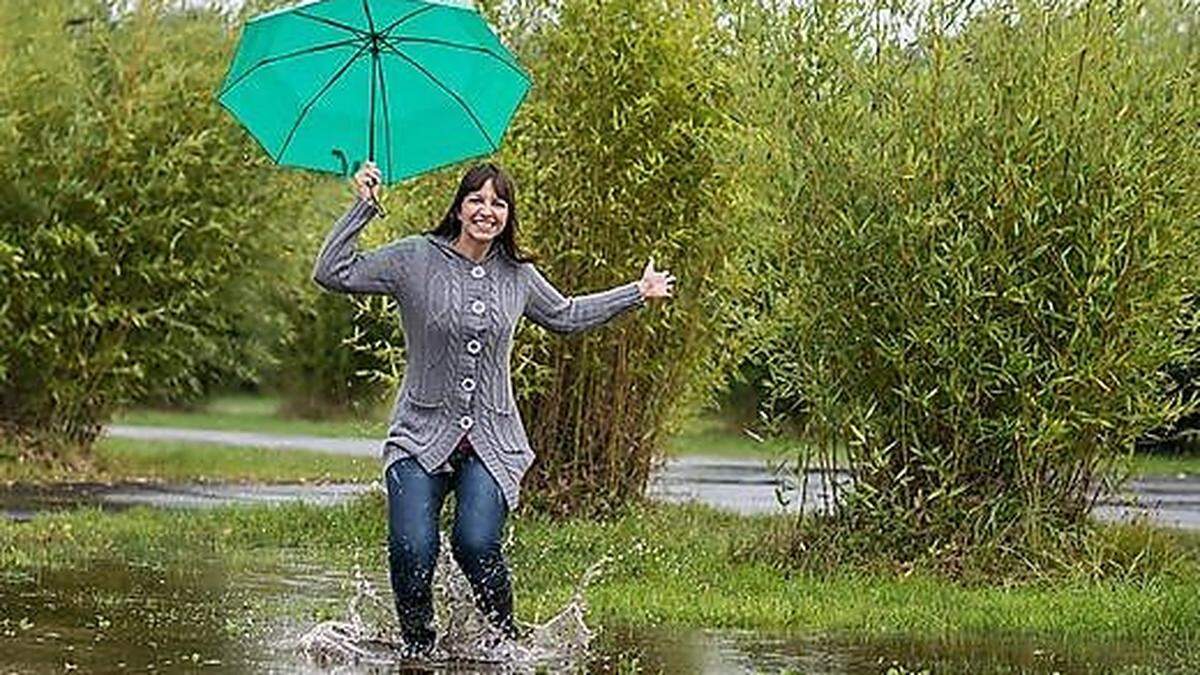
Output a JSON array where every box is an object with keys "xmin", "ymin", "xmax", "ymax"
[
  {"xmin": 1, "ymin": 549, "xmax": 1191, "ymax": 673},
  {"xmin": 2, "ymin": 472, "xmax": 1197, "ymax": 671},
  {"xmin": 0, "ymin": 482, "xmax": 374, "ymax": 521}
]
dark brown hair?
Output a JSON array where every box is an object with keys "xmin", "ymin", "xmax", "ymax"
[{"xmin": 427, "ymin": 163, "xmax": 535, "ymax": 264}]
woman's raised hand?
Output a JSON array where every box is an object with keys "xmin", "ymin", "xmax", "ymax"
[
  {"xmin": 637, "ymin": 258, "xmax": 675, "ymax": 300},
  {"xmin": 353, "ymin": 160, "xmax": 382, "ymax": 202}
]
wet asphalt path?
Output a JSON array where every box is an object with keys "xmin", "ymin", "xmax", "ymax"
[{"xmin": 52, "ymin": 425, "xmax": 1198, "ymax": 530}]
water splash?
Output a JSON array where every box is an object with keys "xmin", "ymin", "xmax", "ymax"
[{"xmin": 297, "ymin": 535, "xmax": 603, "ymax": 671}]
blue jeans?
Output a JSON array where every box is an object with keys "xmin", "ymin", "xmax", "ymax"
[{"xmin": 385, "ymin": 441, "xmax": 514, "ymax": 650}]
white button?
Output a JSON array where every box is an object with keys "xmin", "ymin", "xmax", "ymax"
[
  {"xmin": 467, "ymin": 339, "xmax": 481, "ymax": 354},
  {"xmin": 461, "ymin": 377, "xmax": 476, "ymax": 392},
  {"xmin": 471, "ymin": 300, "xmax": 486, "ymax": 315},
  {"xmin": 471, "ymin": 265, "xmax": 486, "ymax": 279},
  {"xmin": 459, "ymin": 415, "xmax": 473, "ymax": 430}
]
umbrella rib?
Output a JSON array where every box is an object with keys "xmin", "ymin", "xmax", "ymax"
[
  {"xmin": 277, "ymin": 43, "xmax": 373, "ymax": 162},
  {"xmin": 379, "ymin": 42, "xmax": 497, "ymax": 152},
  {"xmin": 376, "ymin": 49, "xmax": 394, "ymax": 182},
  {"xmin": 387, "ymin": 36, "xmax": 530, "ymax": 83},
  {"xmin": 361, "ymin": 0, "xmax": 376, "ymax": 33},
  {"xmin": 217, "ymin": 37, "xmax": 364, "ymax": 98},
  {"xmin": 380, "ymin": 5, "xmax": 436, "ymax": 37},
  {"xmin": 294, "ymin": 10, "xmax": 369, "ymax": 38}
]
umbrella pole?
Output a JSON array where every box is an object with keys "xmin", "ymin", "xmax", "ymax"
[{"xmin": 365, "ymin": 45, "xmax": 388, "ymax": 220}]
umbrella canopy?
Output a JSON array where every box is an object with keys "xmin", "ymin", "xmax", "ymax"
[{"xmin": 216, "ymin": 0, "xmax": 530, "ymax": 184}]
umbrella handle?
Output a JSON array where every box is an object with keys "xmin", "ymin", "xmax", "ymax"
[{"xmin": 363, "ymin": 176, "xmax": 387, "ymax": 219}]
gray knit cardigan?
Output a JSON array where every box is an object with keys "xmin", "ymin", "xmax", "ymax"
[{"xmin": 312, "ymin": 196, "xmax": 646, "ymax": 509}]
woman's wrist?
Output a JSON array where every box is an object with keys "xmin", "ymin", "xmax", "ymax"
[{"xmin": 636, "ymin": 278, "xmax": 648, "ymax": 299}]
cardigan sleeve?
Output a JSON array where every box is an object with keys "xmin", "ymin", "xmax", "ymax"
[
  {"xmin": 522, "ymin": 263, "xmax": 646, "ymax": 334},
  {"xmin": 312, "ymin": 196, "xmax": 407, "ymax": 295}
]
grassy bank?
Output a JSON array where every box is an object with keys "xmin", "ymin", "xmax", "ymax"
[
  {"xmin": 115, "ymin": 395, "xmax": 388, "ymax": 438},
  {"xmin": 1132, "ymin": 452, "xmax": 1200, "ymax": 479},
  {"xmin": 118, "ymin": 395, "xmax": 1200, "ymax": 476},
  {"xmin": 0, "ymin": 437, "xmax": 377, "ymax": 484},
  {"xmin": 2, "ymin": 498, "xmax": 1198, "ymax": 649},
  {"xmin": 118, "ymin": 395, "xmax": 795, "ymax": 459},
  {"xmin": 3, "ymin": 418, "xmax": 1194, "ymax": 491}
]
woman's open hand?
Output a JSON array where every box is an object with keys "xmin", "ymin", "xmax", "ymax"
[
  {"xmin": 353, "ymin": 160, "xmax": 382, "ymax": 202},
  {"xmin": 637, "ymin": 258, "xmax": 675, "ymax": 300}
]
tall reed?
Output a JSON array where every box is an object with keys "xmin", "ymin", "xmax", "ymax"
[{"xmin": 742, "ymin": 0, "xmax": 1200, "ymax": 569}]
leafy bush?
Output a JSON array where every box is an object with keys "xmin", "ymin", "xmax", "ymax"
[
  {"xmin": 267, "ymin": 180, "xmax": 401, "ymax": 420},
  {"xmin": 0, "ymin": 0, "xmax": 310, "ymax": 457},
  {"xmin": 748, "ymin": 0, "xmax": 1200, "ymax": 568},
  {"xmin": 493, "ymin": 0, "xmax": 762, "ymax": 516}
]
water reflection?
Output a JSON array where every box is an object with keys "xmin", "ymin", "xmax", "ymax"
[
  {"xmin": 594, "ymin": 627, "xmax": 1186, "ymax": 674},
  {"xmin": 0, "ymin": 559, "xmax": 245, "ymax": 672},
  {"xmin": 0, "ymin": 482, "xmax": 373, "ymax": 521}
]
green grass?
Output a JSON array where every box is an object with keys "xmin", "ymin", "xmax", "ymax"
[
  {"xmin": 111, "ymin": 394, "xmax": 1200, "ymax": 474},
  {"xmin": 0, "ymin": 437, "xmax": 377, "ymax": 484},
  {"xmin": 117, "ymin": 395, "xmax": 794, "ymax": 459},
  {"xmin": 665, "ymin": 415, "xmax": 797, "ymax": 459},
  {"xmin": 115, "ymin": 394, "xmax": 388, "ymax": 438},
  {"xmin": 2, "ymin": 498, "xmax": 1198, "ymax": 649},
  {"xmin": 1130, "ymin": 452, "xmax": 1200, "ymax": 478}
]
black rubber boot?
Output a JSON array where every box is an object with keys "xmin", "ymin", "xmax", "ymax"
[{"xmin": 396, "ymin": 601, "xmax": 436, "ymax": 659}]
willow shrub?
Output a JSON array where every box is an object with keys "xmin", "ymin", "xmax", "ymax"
[
  {"xmin": 267, "ymin": 179, "xmax": 402, "ymax": 421},
  {"xmin": 0, "ymin": 0, "xmax": 310, "ymax": 457},
  {"xmin": 749, "ymin": 0, "xmax": 1200, "ymax": 569},
  {"xmin": 500, "ymin": 0, "xmax": 763, "ymax": 516},
  {"xmin": 351, "ymin": 0, "xmax": 760, "ymax": 516}
]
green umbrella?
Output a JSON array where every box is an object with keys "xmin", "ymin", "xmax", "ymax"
[{"xmin": 216, "ymin": 0, "xmax": 530, "ymax": 187}]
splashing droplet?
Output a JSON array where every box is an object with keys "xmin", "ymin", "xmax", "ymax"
[{"xmin": 297, "ymin": 534, "xmax": 604, "ymax": 668}]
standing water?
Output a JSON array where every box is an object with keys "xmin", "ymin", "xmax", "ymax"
[{"xmin": 2, "ymin": 544, "xmax": 1191, "ymax": 672}]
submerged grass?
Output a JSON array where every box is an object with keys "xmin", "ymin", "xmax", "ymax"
[
  {"xmin": 2, "ymin": 498, "xmax": 1198, "ymax": 648},
  {"xmin": 0, "ymin": 437, "xmax": 377, "ymax": 484}
]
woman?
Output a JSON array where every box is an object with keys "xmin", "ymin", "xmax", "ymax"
[{"xmin": 312, "ymin": 160, "xmax": 675, "ymax": 656}]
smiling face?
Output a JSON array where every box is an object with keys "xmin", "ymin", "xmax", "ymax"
[{"xmin": 456, "ymin": 179, "xmax": 510, "ymax": 247}]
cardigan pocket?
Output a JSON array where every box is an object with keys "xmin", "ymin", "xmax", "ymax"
[
  {"xmin": 390, "ymin": 391, "xmax": 443, "ymax": 451},
  {"xmin": 404, "ymin": 388, "xmax": 445, "ymax": 409}
]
